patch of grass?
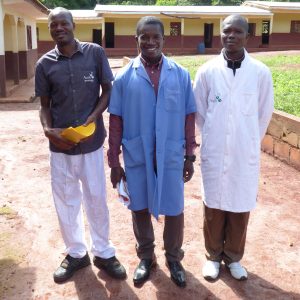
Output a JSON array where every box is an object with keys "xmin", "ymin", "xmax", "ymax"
[
  {"xmin": 272, "ymin": 70, "xmax": 300, "ymax": 117},
  {"xmin": 172, "ymin": 54, "xmax": 300, "ymax": 117},
  {"xmin": 256, "ymin": 54, "xmax": 300, "ymax": 68},
  {"xmin": 173, "ymin": 55, "xmax": 209, "ymax": 79}
]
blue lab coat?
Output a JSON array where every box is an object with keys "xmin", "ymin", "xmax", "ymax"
[{"xmin": 109, "ymin": 55, "xmax": 196, "ymax": 218}]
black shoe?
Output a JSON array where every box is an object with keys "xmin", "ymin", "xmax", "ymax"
[
  {"xmin": 133, "ymin": 258, "xmax": 156, "ymax": 285},
  {"xmin": 53, "ymin": 253, "xmax": 91, "ymax": 283},
  {"xmin": 166, "ymin": 261, "xmax": 186, "ymax": 288},
  {"xmin": 93, "ymin": 256, "xmax": 127, "ymax": 279}
]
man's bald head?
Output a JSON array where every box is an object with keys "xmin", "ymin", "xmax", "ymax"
[
  {"xmin": 222, "ymin": 14, "xmax": 249, "ymax": 33},
  {"xmin": 48, "ymin": 7, "xmax": 73, "ymax": 24}
]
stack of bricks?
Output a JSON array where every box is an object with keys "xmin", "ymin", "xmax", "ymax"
[{"xmin": 262, "ymin": 110, "xmax": 300, "ymax": 171}]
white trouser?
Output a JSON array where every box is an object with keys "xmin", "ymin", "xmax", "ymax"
[{"xmin": 50, "ymin": 147, "xmax": 115, "ymax": 259}]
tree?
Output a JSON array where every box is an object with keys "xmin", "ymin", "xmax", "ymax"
[
  {"xmin": 156, "ymin": 0, "xmax": 177, "ymax": 5},
  {"xmin": 40, "ymin": 0, "xmax": 98, "ymax": 9},
  {"xmin": 156, "ymin": 0, "xmax": 211, "ymax": 5}
]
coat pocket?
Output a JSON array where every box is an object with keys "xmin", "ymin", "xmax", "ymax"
[
  {"xmin": 164, "ymin": 88, "xmax": 181, "ymax": 112},
  {"xmin": 122, "ymin": 136, "xmax": 145, "ymax": 167},
  {"xmin": 240, "ymin": 92, "xmax": 257, "ymax": 116},
  {"xmin": 164, "ymin": 140, "xmax": 185, "ymax": 169}
]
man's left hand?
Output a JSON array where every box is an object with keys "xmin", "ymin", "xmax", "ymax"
[
  {"xmin": 183, "ymin": 159, "xmax": 194, "ymax": 183},
  {"xmin": 80, "ymin": 114, "xmax": 98, "ymax": 143},
  {"xmin": 84, "ymin": 113, "xmax": 97, "ymax": 126}
]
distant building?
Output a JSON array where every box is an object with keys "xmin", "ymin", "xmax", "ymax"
[
  {"xmin": 36, "ymin": 2, "xmax": 300, "ymax": 58},
  {"xmin": 243, "ymin": 1, "xmax": 300, "ymax": 48},
  {"xmin": 0, "ymin": 0, "xmax": 48, "ymax": 97},
  {"xmin": 37, "ymin": 10, "xmax": 103, "ymax": 55}
]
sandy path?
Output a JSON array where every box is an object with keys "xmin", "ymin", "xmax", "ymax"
[{"xmin": 0, "ymin": 97, "xmax": 299, "ymax": 299}]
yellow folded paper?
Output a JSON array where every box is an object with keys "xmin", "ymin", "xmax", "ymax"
[{"xmin": 61, "ymin": 122, "xmax": 96, "ymax": 143}]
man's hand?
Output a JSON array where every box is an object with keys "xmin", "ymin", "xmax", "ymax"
[
  {"xmin": 44, "ymin": 127, "xmax": 77, "ymax": 150},
  {"xmin": 83, "ymin": 113, "xmax": 97, "ymax": 127},
  {"xmin": 111, "ymin": 166, "xmax": 126, "ymax": 188},
  {"xmin": 80, "ymin": 119, "xmax": 97, "ymax": 144},
  {"xmin": 183, "ymin": 159, "xmax": 194, "ymax": 183}
]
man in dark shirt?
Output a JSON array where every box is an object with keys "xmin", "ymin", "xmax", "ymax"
[{"xmin": 35, "ymin": 7, "xmax": 126, "ymax": 283}]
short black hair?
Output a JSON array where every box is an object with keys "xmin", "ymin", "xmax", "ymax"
[
  {"xmin": 136, "ymin": 16, "xmax": 164, "ymax": 36},
  {"xmin": 48, "ymin": 7, "xmax": 73, "ymax": 23},
  {"xmin": 222, "ymin": 14, "xmax": 249, "ymax": 33}
]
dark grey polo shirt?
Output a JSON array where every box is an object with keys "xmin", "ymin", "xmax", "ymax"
[{"xmin": 35, "ymin": 41, "xmax": 113, "ymax": 155}]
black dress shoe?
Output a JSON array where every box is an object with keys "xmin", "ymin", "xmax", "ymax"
[
  {"xmin": 53, "ymin": 253, "xmax": 91, "ymax": 283},
  {"xmin": 133, "ymin": 258, "xmax": 156, "ymax": 285},
  {"xmin": 166, "ymin": 261, "xmax": 186, "ymax": 288},
  {"xmin": 93, "ymin": 256, "xmax": 127, "ymax": 279}
]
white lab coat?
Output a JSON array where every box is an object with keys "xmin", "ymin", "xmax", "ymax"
[{"xmin": 193, "ymin": 50, "xmax": 274, "ymax": 212}]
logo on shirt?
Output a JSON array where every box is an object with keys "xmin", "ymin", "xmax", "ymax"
[
  {"xmin": 83, "ymin": 72, "xmax": 95, "ymax": 83},
  {"xmin": 210, "ymin": 94, "xmax": 222, "ymax": 103}
]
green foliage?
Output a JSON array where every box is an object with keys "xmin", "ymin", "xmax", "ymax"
[
  {"xmin": 41, "ymin": 0, "xmax": 244, "ymax": 8},
  {"xmin": 100, "ymin": 0, "xmax": 156, "ymax": 4},
  {"xmin": 211, "ymin": 0, "xmax": 242, "ymax": 6},
  {"xmin": 156, "ymin": 0, "xmax": 209, "ymax": 4},
  {"xmin": 173, "ymin": 54, "xmax": 300, "ymax": 117},
  {"xmin": 40, "ymin": 0, "xmax": 97, "ymax": 9},
  {"xmin": 172, "ymin": 55, "xmax": 208, "ymax": 79},
  {"xmin": 156, "ymin": 0, "xmax": 177, "ymax": 5},
  {"xmin": 40, "ymin": 0, "xmax": 157, "ymax": 8},
  {"xmin": 258, "ymin": 55, "xmax": 300, "ymax": 117}
]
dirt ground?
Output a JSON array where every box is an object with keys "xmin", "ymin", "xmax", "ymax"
[{"xmin": 1, "ymin": 57, "xmax": 300, "ymax": 299}]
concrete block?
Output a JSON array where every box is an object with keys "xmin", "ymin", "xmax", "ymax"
[
  {"xmin": 282, "ymin": 131, "xmax": 299, "ymax": 148},
  {"xmin": 261, "ymin": 134, "xmax": 274, "ymax": 155},
  {"xmin": 287, "ymin": 132, "xmax": 300, "ymax": 148},
  {"xmin": 274, "ymin": 140, "xmax": 290, "ymax": 163},
  {"xmin": 267, "ymin": 119, "xmax": 283, "ymax": 138},
  {"xmin": 290, "ymin": 147, "xmax": 300, "ymax": 171}
]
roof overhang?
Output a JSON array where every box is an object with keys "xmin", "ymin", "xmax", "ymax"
[
  {"xmin": 37, "ymin": 10, "xmax": 103, "ymax": 24},
  {"xmin": 3, "ymin": 0, "xmax": 49, "ymax": 18},
  {"xmin": 243, "ymin": 1, "xmax": 300, "ymax": 13},
  {"xmin": 94, "ymin": 4, "xmax": 273, "ymax": 18}
]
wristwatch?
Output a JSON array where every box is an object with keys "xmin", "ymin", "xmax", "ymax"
[{"xmin": 184, "ymin": 155, "xmax": 196, "ymax": 162}]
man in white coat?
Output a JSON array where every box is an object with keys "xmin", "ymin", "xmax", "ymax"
[{"xmin": 193, "ymin": 14, "xmax": 274, "ymax": 281}]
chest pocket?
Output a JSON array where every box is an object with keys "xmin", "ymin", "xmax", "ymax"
[
  {"xmin": 164, "ymin": 88, "xmax": 181, "ymax": 112},
  {"xmin": 241, "ymin": 92, "xmax": 257, "ymax": 116}
]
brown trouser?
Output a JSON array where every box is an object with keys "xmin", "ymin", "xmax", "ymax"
[
  {"xmin": 132, "ymin": 209, "xmax": 184, "ymax": 262},
  {"xmin": 203, "ymin": 204, "xmax": 250, "ymax": 265}
]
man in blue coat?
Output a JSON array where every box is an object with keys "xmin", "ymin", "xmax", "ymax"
[{"xmin": 108, "ymin": 16, "xmax": 196, "ymax": 287}]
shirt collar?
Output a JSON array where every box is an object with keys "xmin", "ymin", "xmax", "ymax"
[
  {"xmin": 139, "ymin": 54, "xmax": 163, "ymax": 70},
  {"xmin": 222, "ymin": 48, "xmax": 245, "ymax": 65},
  {"xmin": 54, "ymin": 39, "xmax": 83, "ymax": 59}
]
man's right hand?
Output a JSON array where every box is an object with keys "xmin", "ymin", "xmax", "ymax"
[
  {"xmin": 44, "ymin": 128, "xmax": 77, "ymax": 151},
  {"xmin": 111, "ymin": 166, "xmax": 126, "ymax": 188}
]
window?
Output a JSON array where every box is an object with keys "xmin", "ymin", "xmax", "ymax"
[
  {"xmin": 248, "ymin": 23, "xmax": 256, "ymax": 37},
  {"xmin": 170, "ymin": 22, "xmax": 181, "ymax": 36},
  {"xmin": 27, "ymin": 25, "xmax": 32, "ymax": 49},
  {"xmin": 291, "ymin": 21, "xmax": 300, "ymax": 33}
]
